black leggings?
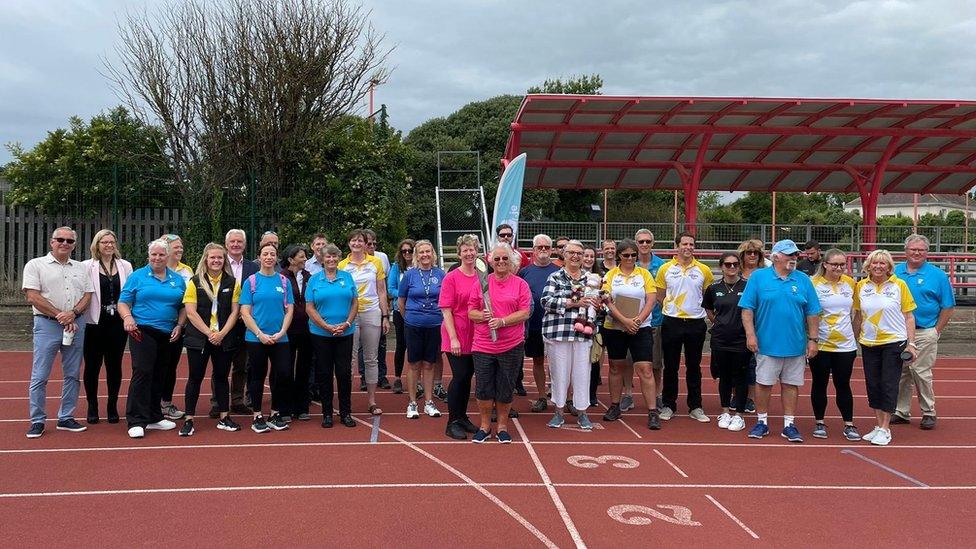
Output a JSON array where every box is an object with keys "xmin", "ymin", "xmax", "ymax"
[
  {"xmin": 247, "ymin": 341, "xmax": 292, "ymax": 416},
  {"xmin": 312, "ymin": 334, "xmax": 353, "ymax": 417},
  {"xmin": 713, "ymin": 349, "xmax": 751, "ymax": 413},
  {"xmin": 392, "ymin": 310, "xmax": 407, "ymax": 378},
  {"xmin": 161, "ymin": 336, "xmax": 184, "ymax": 402},
  {"xmin": 446, "ymin": 353, "xmax": 475, "ymax": 422},
  {"xmin": 185, "ymin": 344, "xmax": 233, "ymax": 416},
  {"xmin": 83, "ymin": 315, "xmax": 127, "ymax": 413},
  {"xmin": 288, "ymin": 332, "xmax": 313, "ymax": 415},
  {"xmin": 809, "ymin": 350, "xmax": 856, "ymax": 422},
  {"xmin": 126, "ymin": 326, "xmax": 170, "ymax": 427},
  {"xmin": 589, "ymin": 361, "xmax": 600, "ymax": 405}
]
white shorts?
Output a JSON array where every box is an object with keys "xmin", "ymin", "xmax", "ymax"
[{"xmin": 755, "ymin": 354, "xmax": 805, "ymax": 386}]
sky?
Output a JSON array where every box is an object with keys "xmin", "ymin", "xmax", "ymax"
[{"xmin": 3, "ymin": 0, "xmax": 976, "ymax": 167}]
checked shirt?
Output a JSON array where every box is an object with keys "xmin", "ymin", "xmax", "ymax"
[{"xmin": 540, "ymin": 268, "xmax": 602, "ymax": 342}]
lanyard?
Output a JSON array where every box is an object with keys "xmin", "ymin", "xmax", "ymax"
[{"xmin": 419, "ymin": 269, "xmax": 436, "ymax": 309}]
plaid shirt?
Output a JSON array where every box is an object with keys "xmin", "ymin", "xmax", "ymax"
[{"xmin": 541, "ymin": 268, "xmax": 603, "ymax": 341}]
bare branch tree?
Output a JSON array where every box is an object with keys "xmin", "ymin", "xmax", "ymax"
[{"xmin": 105, "ymin": 0, "xmax": 391, "ymax": 192}]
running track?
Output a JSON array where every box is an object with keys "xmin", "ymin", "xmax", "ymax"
[{"xmin": 1, "ymin": 351, "xmax": 974, "ymax": 547}]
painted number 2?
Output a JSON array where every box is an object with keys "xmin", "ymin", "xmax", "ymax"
[
  {"xmin": 607, "ymin": 504, "xmax": 702, "ymax": 527},
  {"xmin": 566, "ymin": 455, "xmax": 640, "ymax": 469}
]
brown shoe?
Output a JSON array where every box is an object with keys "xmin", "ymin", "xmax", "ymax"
[
  {"xmin": 920, "ymin": 415, "xmax": 937, "ymax": 430},
  {"xmin": 890, "ymin": 414, "xmax": 910, "ymax": 425}
]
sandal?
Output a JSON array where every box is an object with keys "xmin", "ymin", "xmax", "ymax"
[{"xmin": 369, "ymin": 404, "xmax": 383, "ymax": 416}]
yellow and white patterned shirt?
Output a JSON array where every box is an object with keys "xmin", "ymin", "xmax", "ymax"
[
  {"xmin": 338, "ymin": 254, "xmax": 386, "ymax": 313},
  {"xmin": 654, "ymin": 258, "xmax": 714, "ymax": 320},
  {"xmin": 811, "ymin": 274, "xmax": 858, "ymax": 352},
  {"xmin": 602, "ymin": 266, "xmax": 656, "ymax": 329},
  {"xmin": 856, "ymin": 275, "xmax": 916, "ymax": 346}
]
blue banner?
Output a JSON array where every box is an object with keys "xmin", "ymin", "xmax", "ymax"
[{"xmin": 491, "ymin": 153, "xmax": 526, "ymax": 246}]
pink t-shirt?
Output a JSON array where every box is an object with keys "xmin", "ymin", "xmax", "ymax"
[
  {"xmin": 438, "ymin": 268, "xmax": 481, "ymax": 355},
  {"xmin": 469, "ymin": 273, "xmax": 531, "ymax": 354}
]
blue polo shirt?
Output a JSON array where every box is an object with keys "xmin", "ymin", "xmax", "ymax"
[
  {"xmin": 239, "ymin": 272, "xmax": 294, "ymax": 343},
  {"xmin": 519, "ymin": 263, "xmax": 560, "ymax": 331},
  {"xmin": 307, "ymin": 270, "xmax": 358, "ymax": 337},
  {"xmin": 639, "ymin": 254, "xmax": 666, "ymax": 327},
  {"xmin": 894, "ymin": 262, "xmax": 955, "ymax": 329},
  {"xmin": 399, "ymin": 267, "xmax": 446, "ymax": 328},
  {"xmin": 739, "ymin": 267, "xmax": 821, "ymax": 357},
  {"xmin": 119, "ymin": 266, "xmax": 187, "ymax": 332}
]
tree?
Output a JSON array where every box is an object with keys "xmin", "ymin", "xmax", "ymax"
[
  {"xmin": 527, "ymin": 74, "xmax": 604, "ymax": 95},
  {"xmin": 3, "ymin": 106, "xmax": 172, "ymax": 212}
]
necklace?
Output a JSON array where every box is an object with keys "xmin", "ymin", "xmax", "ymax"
[{"xmin": 723, "ymin": 277, "xmax": 740, "ymax": 294}]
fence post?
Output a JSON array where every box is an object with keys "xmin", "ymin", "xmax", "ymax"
[
  {"xmin": 248, "ymin": 170, "xmax": 256, "ymax": 259},
  {"xmin": 935, "ymin": 226, "xmax": 942, "ymax": 252},
  {"xmin": 112, "ymin": 163, "xmax": 119, "ymax": 233}
]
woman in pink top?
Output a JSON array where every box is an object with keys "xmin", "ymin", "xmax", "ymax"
[
  {"xmin": 467, "ymin": 243, "xmax": 531, "ymax": 444},
  {"xmin": 439, "ymin": 234, "xmax": 482, "ymax": 440}
]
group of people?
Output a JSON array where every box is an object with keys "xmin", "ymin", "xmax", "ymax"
[{"xmin": 23, "ymin": 224, "xmax": 954, "ymax": 446}]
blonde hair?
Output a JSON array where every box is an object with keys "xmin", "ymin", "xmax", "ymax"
[
  {"xmin": 194, "ymin": 243, "xmax": 232, "ymax": 301},
  {"xmin": 863, "ymin": 249, "xmax": 895, "ymax": 277},
  {"xmin": 411, "ymin": 240, "xmax": 437, "ymax": 268},
  {"xmin": 737, "ymin": 238, "xmax": 766, "ymax": 262},
  {"xmin": 90, "ymin": 229, "xmax": 122, "ymax": 262},
  {"xmin": 456, "ymin": 233, "xmax": 480, "ymax": 251}
]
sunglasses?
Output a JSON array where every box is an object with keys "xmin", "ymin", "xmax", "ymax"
[
  {"xmin": 637, "ymin": 239, "xmax": 653, "ymax": 245},
  {"xmin": 743, "ymin": 250, "xmax": 760, "ymax": 255},
  {"xmin": 401, "ymin": 248, "xmax": 413, "ymax": 254},
  {"xmin": 619, "ymin": 252, "xmax": 638, "ymax": 258},
  {"xmin": 492, "ymin": 257, "xmax": 510, "ymax": 263},
  {"xmin": 534, "ymin": 245, "xmax": 551, "ymax": 250},
  {"xmin": 497, "ymin": 233, "xmax": 513, "ymax": 238},
  {"xmin": 54, "ymin": 237, "xmax": 76, "ymax": 244},
  {"xmin": 722, "ymin": 262, "xmax": 739, "ymax": 268}
]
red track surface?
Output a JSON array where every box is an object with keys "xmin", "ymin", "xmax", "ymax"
[{"xmin": 1, "ymin": 351, "xmax": 974, "ymax": 547}]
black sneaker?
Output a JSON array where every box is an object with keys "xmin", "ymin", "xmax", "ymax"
[
  {"xmin": 471, "ymin": 429, "xmax": 492, "ymax": 444},
  {"xmin": 497, "ymin": 430, "xmax": 513, "ymax": 444},
  {"xmin": 433, "ymin": 384, "xmax": 448, "ymax": 401},
  {"xmin": 26, "ymin": 422, "xmax": 45, "ymax": 439},
  {"xmin": 515, "ymin": 383, "xmax": 528, "ymax": 397},
  {"xmin": 268, "ymin": 413, "xmax": 289, "ymax": 431},
  {"xmin": 208, "ymin": 407, "xmax": 221, "ymax": 419},
  {"xmin": 446, "ymin": 421, "xmax": 467, "ymax": 440},
  {"xmin": 890, "ymin": 414, "xmax": 910, "ymax": 425},
  {"xmin": 251, "ymin": 415, "xmax": 270, "ymax": 433},
  {"xmin": 322, "ymin": 415, "xmax": 334, "ymax": 428},
  {"xmin": 392, "ymin": 379, "xmax": 404, "ymax": 394},
  {"xmin": 459, "ymin": 416, "xmax": 479, "ymax": 434},
  {"xmin": 179, "ymin": 419, "xmax": 194, "ymax": 437},
  {"xmin": 340, "ymin": 414, "xmax": 356, "ymax": 427},
  {"xmin": 603, "ymin": 404, "xmax": 622, "ymax": 421},
  {"xmin": 56, "ymin": 418, "xmax": 87, "ymax": 432},
  {"xmin": 744, "ymin": 399, "xmax": 756, "ymax": 413},
  {"xmin": 87, "ymin": 405, "xmax": 99, "ymax": 424},
  {"xmin": 360, "ymin": 380, "xmax": 367, "ymax": 392},
  {"xmin": 647, "ymin": 410, "xmax": 661, "ymax": 430},
  {"xmin": 378, "ymin": 378, "xmax": 392, "ymax": 390},
  {"xmin": 217, "ymin": 417, "xmax": 241, "ymax": 432},
  {"xmin": 508, "ymin": 408, "xmax": 519, "ymax": 419},
  {"xmin": 231, "ymin": 404, "xmax": 252, "ymax": 415}
]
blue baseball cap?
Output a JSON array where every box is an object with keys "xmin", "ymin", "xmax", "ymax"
[{"xmin": 771, "ymin": 239, "xmax": 801, "ymax": 255}]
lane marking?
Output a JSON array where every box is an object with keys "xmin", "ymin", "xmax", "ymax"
[
  {"xmin": 705, "ymin": 494, "xmax": 759, "ymax": 539},
  {"xmin": 370, "ymin": 415, "xmax": 381, "ymax": 443},
  {"xmin": 353, "ymin": 417, "xmax": 560, "ymax": 549},
  {"xmin": 556, "ymin": 483, "xmax": 974, "ymax": 490},
  {"xmin": 532, "ymin": 441, "xmax": 976, "ymax": 449},
  {"xmin": 607, "ymin": 504, "xmax": 701, "ymax": 527},
  {"xmin": 566, "ymin": 455, "xmax": 639, "ymax": 469},
  {"xmin": 841, "ymin": 449, "xmax": 929, "ymax": 487},
  {"xmin": 652, "ymin": 449, "xmax": 689, "ymax": 478},
  {"xmin": 513, "ymin": 418, "xmax": 587, "ymax": 549}
]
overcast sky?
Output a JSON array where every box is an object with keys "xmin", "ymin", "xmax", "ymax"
[{"xmin": 3, "ymin": 0, "xmax": 976, "ymax": 165}]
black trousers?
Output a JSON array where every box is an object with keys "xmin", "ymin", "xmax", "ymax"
[
  {"xmin": 712, "ymin": 349, "xmax": 751, "ymax": 413},
  {"xmin": 126, "ymin": 326, "xmax": 170, "ymax": 427},
  {"xmin": 589, "ymin": 360, "xmax": 600, "ymax": 405},
  {"xmin": 392, "ymin": 310, "xmax": 407, "ymax": 378},
  {"xmin": 809, "ymin": 350, "xmax": 856, "ymax": 421},
  {"xmin": 185, "ymin": 343, "xmax": 233, "ymax": 417},
  {"xmin": 161, "ymin": 335, "xmax": 184, "ymax": 402},
  {"xmin": 862, "ymin": 342, "xmax": 904, "ymax": 413},
  {"xmin": 312, "ymin": 334, "xmax": 353, "ymax": 417},
  {"xmin": 446, "ymin": 353, "xmax": 475, "ymax": 422},
  {"xmin": 83, "ymin": 314, "xmax": 127, "ymax": 413},
  {"xmin": 661, "ymin": 316, "xmax": 707, "ymax": 412},
  {"xmin": 247, "ymin": 341, "xmax": 292, "ymax": 416},
  {"xmin": 288, "ymin": 332, "xmax": 313, "ymax": 415}
]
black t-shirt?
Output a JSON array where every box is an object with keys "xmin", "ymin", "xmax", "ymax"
[
  {"xmin": 797, "ymin": 258, "xmax": 820, "ymax": 276},
  {"xmin": 702, "ymin": 278, "xmax": 748, "ymax": 352}
]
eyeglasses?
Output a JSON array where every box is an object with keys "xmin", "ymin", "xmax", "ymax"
[
  {"xmin": 366, "ymin": 241, "xmax": 376, "ymax": 246},
  {"xmin": 619, "ymin": 252, "xmax": 638, "ymax": 258},
  {"xmin": 492, "ymin": 256, "xmax": 510, "ymax": 263},
  {"xmin": 534, "ymin": 245, "xmax": 551, "ymax": 250},
  {"xmin": 825, "ymin": 262, "xmax": 846, "ymax": 268},
  {"xmin": 401, "ymin": 248, "xmax": 414, "ymax": 254},
  {"xmin": 637, "ymin": 239, "xmax": 653, "ymax": 245},
  {"xmin": 565, "ymin": 250, "xmax": 583, "ymax": 256},
  {"xmin": 743, "ymin": 250, "xmax": 760, "ymax": 255},
  {"xmin": 497, "ymin": 233, "xmax": 513, "ymax": 238},
  {"xmin": 99, "ymin": 240, "xmax": 116, "ymax": 245},
  {"xmin": 722, "ymin": 262, "xmax": 739, "ymax": 268},
  {"xmin": 54, "ymin": 237, "xmax": 76, "ymax": 244}
]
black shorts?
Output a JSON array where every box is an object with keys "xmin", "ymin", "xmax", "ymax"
[
  {"xmin": 603, "ymin": 326, "xmax": 653, "ymax": 363},
  {"xmin": 524, "ymin": 330, "xmax": 545, "ymax": 358},
  {"xmin": 405, "ymin": 324, "xmax": 441, "ymax": 364},
  {"xmin": 473, "ymin": 344, "xmax": 523, "ymax": 404}
]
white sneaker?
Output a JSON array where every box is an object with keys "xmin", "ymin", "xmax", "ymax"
[
  {"xmin": 862, "ymin": 426, "xmax": 881, "ymax": 442},
  {"xmin": 871, "ymin": 428, "xmax": 892, "ymax": 446},
  {"xmin": 689, "ymin": 408, "xmax": 710, "ymax": 423},
  {"xmin": 128, "ymin": 426, "xmax": 145, "ymax": 438},
  {"xmin": 717, "ymin": 412, "xmax": 732, "ymax": 429},
  {"xmin": 728, "ymin": 415, "xmax": 746, "ymax": 432},
  {"xmin": 424, "ymin": 400, "xmax": 442, "ymax": 418},
  {"xmin": 406, "ymin": 402, "xmax": 420, "ymax": 419},
  {"xmin": 146, "ymin": 419, "xmax": 176, "ymax": 431},
  {"xmin": 659, "ymin": 407, "xmax": 674, "ymax": 421}
]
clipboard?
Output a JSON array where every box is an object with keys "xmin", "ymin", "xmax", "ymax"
[{"xmin": 608, "ymin": 295, "xmax": 642, "ymax": 330}]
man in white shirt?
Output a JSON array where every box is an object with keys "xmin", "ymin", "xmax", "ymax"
[
  {"xmin": 305, "ymin": 233, "xmax": 329, "ymax": 275},
  {"xmin": 211, "ymin": 229, "xmax": 256, "ymax": 416}
]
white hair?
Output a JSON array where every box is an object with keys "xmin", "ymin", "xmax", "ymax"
[
  {"xmin": 565, "ymin": 239, "xmax": 584, "ymax": 250},
  {"xmin": 490, "ymin": 242, "xmax": 522, "ymax": 270},
  {"xmin": 148, "ymin": 239, "xmax": 170, "ymax": 255},
  {"xmin": 51, "ymin": 226, "xmax": 76, "ymax": 239},
  {"xmin": 634, "ymin": 228, "xmax": 654, "ymax": 240},
  {"xmin": 532, "ymin": 234, "xmax": 552, "ymax": 247},
  {"xmin": 905, "ymin": 234, "xmax": 930, "ymax": 249},
  {"xmin": 225, "ymin": 228, "xmax": 246, "ymax": 242}
]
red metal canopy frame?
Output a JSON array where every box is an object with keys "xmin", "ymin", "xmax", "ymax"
[{"xmin": 503, "ymin": 95, "xmax": 976, "ymax": 245}]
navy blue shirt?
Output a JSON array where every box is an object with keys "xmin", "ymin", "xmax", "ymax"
[
  {"xmin": 519, "ymin": 263, "xmax": 560, "ymax": 332},
  {"xmin": 399, "ymin": 267, "xmax": 446, "ymax": 328}
]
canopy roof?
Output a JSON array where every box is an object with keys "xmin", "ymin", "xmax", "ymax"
[{"xmin": 504, "ymin": 95, "xmax": 976, "ymax": 195}]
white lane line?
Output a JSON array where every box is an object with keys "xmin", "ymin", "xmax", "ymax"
[
  {"xmin": 370, "ymin": 415, "xmax": 381, "ymax": 443},
  {"xmin": 0, "ymin": 440, "xmax": 491, "ymax": 455},
  {"xmin": 353, "ymin": 417, "xmax": 560, "ymax": 549},
  {"xmin": 705, "ymin": 494, "xmax": 759, "ymax": 539},
  {"xmin": 841, "ymin": 449, "xmax": 929, "ymax": 487},
  {"xmin": 532, "ymin": 441, "xmax": 976, "ymax": 449},
  {"xmin": 614, "ymin": 414, "xmax": 976, "ymax": 421},
  {"xmin": 652, "ymin": 449, "xmax": 689, "ymax": 478},
  {"xmin": 513, "ymin": 418, "xmax": 587, "ymax": 549},
  {"xmin": 556, "ymin": 483, "xmax": 976, "ymax": 490}
]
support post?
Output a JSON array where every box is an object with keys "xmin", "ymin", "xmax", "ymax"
[
  {"xmin": 861, "ymin": 137, "xmax": 902, "ymax": 250},
  {"xmin": 684, "ymin": 135, "xmax": 712, "ymax": 234}
]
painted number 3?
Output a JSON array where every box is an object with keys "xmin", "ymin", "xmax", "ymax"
[
  {"xmin": 566, "ymin": 455, "xmax": 640, "ymax": 469},
  {"xmin": 607, "ymin": 504, "xmax": 702, "ymax": 527}
]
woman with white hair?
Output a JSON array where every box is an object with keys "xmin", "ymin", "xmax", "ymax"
[
  {"xmin": 856, "ymin": 249, "xmax": 917, "ymax": 446},
  {"xmin": 81, "ymin": 229, "xmax": 133, "ymax": 424},
  {"xmin": 468, "ymin": 242, "xmax": 531, "ymax": 444},
  {"xmin": 117, "ymin": 239, "xmax": 187, "ymax": 438}
]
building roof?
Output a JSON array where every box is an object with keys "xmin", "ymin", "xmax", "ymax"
[
  {"xmin": 504, "ymin": 95, "xmax": 976, "ymax": 195},
  {"xmin": 845, "ymin": 193, "xmax": 971, "ymax": 208}
]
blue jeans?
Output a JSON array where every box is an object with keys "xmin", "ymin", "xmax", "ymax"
[{"xmin": 29, "ymin": 317, "xmax": 85, "ymax": 423}]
